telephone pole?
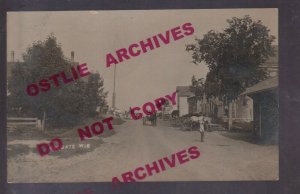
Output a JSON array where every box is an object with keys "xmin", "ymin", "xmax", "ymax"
[{"xmin": 112, "ymin": 64, "xmax": 117, "ymax": 109}]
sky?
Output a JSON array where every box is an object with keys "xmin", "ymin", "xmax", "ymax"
[{"xmin": 7, "ymin": 9, "xmax": 278, "ymax": 111}]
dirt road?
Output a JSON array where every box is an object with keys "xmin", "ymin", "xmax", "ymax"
[{"xmin": 8, "ymin": 119, "xmax": 278, "ymax": 182}]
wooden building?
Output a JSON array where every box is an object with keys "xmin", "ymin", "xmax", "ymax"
[
  {"xmin": 241, "ymin": 76, "xmax": 279, "ymax": 144},
  {"xmin": 176, "ymin": 86, "xmax": 193, "ymax": 116}
]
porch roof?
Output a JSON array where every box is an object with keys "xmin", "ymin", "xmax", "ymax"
[{"xmin": 241, "ymin": 76, "xmax": 278, "ymax": 95}]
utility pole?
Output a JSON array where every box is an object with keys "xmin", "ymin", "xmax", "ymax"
[{"xmin": 112, "ymin": 64, "xmax": 117, "ymax": 109}]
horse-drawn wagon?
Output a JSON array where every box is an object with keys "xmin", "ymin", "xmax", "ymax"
[{"xmin": 142, "ymin": 113, "xmax": 157, "ymax": 126}]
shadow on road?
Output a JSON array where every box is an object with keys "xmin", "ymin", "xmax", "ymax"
[{"xmin": 221, "ymin": 131, "xmax": 274, "ymax": 145}]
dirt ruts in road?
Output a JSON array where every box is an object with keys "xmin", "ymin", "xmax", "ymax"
[{"xmin": 8, "ymin": 119, "xmax": 278, "ymax": 182}]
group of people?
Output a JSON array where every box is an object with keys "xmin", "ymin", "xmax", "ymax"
[
  {"xmin": 142, "ymin": 109, "xmax": 208, "ymax": 142},
  {"xmin": 190, "ymin": 115, "xmax": 209, "ymax": 142}
]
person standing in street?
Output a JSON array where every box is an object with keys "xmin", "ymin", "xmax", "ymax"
[{"xmin": 191, "ymin": 114, "xmax": 205, "ymax": 142}]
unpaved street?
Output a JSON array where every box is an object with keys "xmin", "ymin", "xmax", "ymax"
[{"xmin": 8, "ymin": 119, "xmax": 278, "ymax": 182}]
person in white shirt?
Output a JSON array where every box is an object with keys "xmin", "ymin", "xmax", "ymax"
[{"xmin": 191, "ymin": 114, "xmax": 205, "ymax": 142}]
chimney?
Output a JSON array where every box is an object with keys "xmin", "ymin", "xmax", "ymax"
[
  {"xmin": 11, "ymin": 51, "xmax": 15, "ymax": 62},
  {"xmin": 71, "ymin": 51, "xmax": 74, "ymax": 62}
]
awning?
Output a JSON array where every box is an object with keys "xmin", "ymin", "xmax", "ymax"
[{"xmin": 241, "ymin": 76, "xmax": 278, "ymax": 95}]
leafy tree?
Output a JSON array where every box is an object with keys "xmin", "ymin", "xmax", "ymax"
[
  {"xmin": 7, "ymin": 35, "xmax": 107, "ymax": 128},
  {"xmin": 84, "ymin": 73, "xmax": 108, "ymax": 117},
  {"xmin": 190, "ymin": 75, "xmax": 205, "ymax": 100},
  {"xmin": 186, "ymin": 15, "xmax": 276, "ymax": 102}
]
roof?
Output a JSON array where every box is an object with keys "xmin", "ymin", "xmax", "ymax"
[
  {"xmin": 241, "ymin": 76, "xmax": 278, "ymax": 95},
  {"xmin": 176, "ymin": 86, "xmax": 193, "ymax": 97}
]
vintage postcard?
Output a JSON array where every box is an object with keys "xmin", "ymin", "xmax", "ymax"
[{"xmin": 7, "ymin": 9, "xmax": 278, "ymax": 183}]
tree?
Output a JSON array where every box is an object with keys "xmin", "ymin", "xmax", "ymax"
[
  {"xmin": 7, "ymin": 35, "xmax": 107, "ymax": 128},
  {"xmin": 186, "ymin": 15, "xmax": 276, "ymax": 102},
  {"xmin": 84, "ymin": 73, "xmax": 108, "ymax": 117},
  {"xmin": 190, "ymin": 75, "xmax": 205, "ymax": 100}
]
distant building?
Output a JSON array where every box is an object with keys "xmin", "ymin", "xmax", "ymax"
[
  {"xmin": 188, "ymin": 94, "xmax": 224, "ymax": 118},
  {"xmin": 181, "ymin": 45, "xmax": 278, "ymax": 124},
  {"xmin": 161, "ymin": 101, "xmax": 174, "ymax": 120},
  {"xmin": 176, "ymin": 86, "xmax": 193, "ymax": 116},
  {"xmin": 177, "ymin": 87, "xmax": 225, "ymax": 118},
  {"xmin": 230, "ymin": 96, "xmax": 253, "ymax": 122},
  {"xmin": 187, "ymin": 91, "xmax": 253, "ymax": 122}
]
